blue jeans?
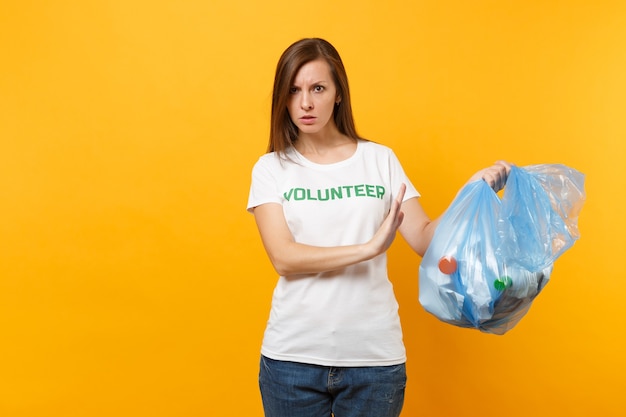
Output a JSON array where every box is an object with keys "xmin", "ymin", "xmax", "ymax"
[{"xmin": 259, "ymin": 356, "xmax": 406, "ymax": 417}]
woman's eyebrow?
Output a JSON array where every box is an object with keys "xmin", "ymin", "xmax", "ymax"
[{"xmin": 292, "ymin": 79, "xmax": 329, "ymax": 86}]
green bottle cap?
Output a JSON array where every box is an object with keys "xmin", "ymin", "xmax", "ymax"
[{"xmin": 494, "ymin": 276, "xmax": 513, "ymax": 291}]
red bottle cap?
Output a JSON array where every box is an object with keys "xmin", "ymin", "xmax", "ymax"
[{"xmin": 438, "ymin": 256, "xmax": 458, "ymax": 275}]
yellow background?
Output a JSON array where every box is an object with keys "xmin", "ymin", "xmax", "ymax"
[{"xmin": 1, "ymin": 1, "xmax": 624, "ymax": 416}]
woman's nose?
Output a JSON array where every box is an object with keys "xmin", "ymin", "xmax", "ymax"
[{"xmin": 301, "ymin": 93, "xmax": 313, "ymax": 110}]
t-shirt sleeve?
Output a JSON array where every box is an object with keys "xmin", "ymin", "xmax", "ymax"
[
  {"xmin": 388, "ymin": 149, "xmax": 420, "ymax": 202},
  {"xmin": 247, "ymin": 156, "xmax": 282, "ymax": 213}
]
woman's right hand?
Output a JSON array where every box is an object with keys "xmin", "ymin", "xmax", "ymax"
[{"xmin": 365, "ymin": 183, "xmax": 406, "ymax": 258}]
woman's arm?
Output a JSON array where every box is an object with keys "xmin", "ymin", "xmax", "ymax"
[
  {"xmin": 398, "ymin": 197, "xmax": 437, "ymax": 257},
  {"xmin": 252, "ymin": 184, "xmax": 407, "ymax": 276}
]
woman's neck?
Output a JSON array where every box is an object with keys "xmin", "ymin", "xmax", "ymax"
[{"xmin": 294, "ymin": 133, "xmax": 357, "ymax": 164}]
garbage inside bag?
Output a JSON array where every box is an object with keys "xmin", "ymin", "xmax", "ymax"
[{"xmin": 418, "ymin": 164, "xmax": 585, "ymax": 335}]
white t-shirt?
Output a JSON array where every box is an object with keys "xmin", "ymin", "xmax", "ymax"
[{"xmin": 247, "ymin": 139, "xmax": 419, "ymax": 367}]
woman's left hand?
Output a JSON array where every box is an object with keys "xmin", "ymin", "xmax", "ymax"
[{"xmin": 469, "ymin": 160, "xmax": 512, "ymax": 192}]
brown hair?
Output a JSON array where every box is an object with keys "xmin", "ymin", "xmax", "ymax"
[{"xmin": 267, "ymin": 38, "xmax": 363, "ymax": 154}]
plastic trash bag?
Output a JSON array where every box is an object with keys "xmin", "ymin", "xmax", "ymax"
[
  {"xmin": 418, "ymin": 164, "xmax": 585, "ymax": 334},
  {"xmin": 497, "ymin": 164, "xmax": 586, "ymax": 272}
]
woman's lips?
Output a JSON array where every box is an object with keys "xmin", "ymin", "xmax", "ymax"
[{"xmin": 300, "ymin": 116, "xmax": 316, "ymax": 125}]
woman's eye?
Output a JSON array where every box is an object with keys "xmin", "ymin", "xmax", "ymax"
[
  {"xmin": 314, "ymin": 85, "xmax": 325, "ymax": 92},
  {"xmin": 289, "ymin": 87, "xmax": 299, "ymax": 94}
]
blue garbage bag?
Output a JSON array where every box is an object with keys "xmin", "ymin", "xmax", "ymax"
[
  {"xmin": 497, "ymin": 164, "xmax": 586, "ymax": 272},
  {"xmin": 418, "ymin": 164, "xmax": 585, "ymax": 334}
]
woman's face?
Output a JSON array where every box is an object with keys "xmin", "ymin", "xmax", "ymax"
[{"xmin": 287, "ymin": 59, "xmax": 340, "ymax": 137}]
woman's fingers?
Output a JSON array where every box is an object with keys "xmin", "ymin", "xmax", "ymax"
[{"xmin": 483, "ymin": 161, "xmax": 512, "ymax": 192}]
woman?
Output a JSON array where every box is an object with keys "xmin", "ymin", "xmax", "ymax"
[{"xmin": 247, "ymin": 38, "xmax": 509, "ymax": 417}]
